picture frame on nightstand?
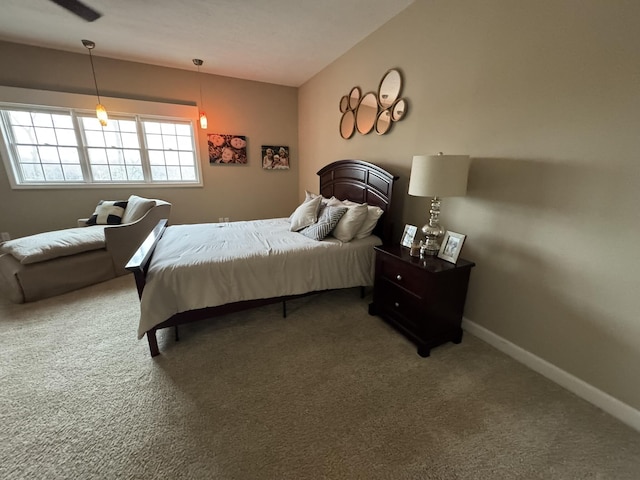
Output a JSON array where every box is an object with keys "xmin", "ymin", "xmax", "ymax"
[
  {"xmin": 438, "ymin": 231, "xmax": 466, "ymax": 264},
  {"xmin": 401, "ymin": 224, "xmax": 418, "ymax": 248}
]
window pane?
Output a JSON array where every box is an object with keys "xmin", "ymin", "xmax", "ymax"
[
  {"xmin": 162, "ymin": 135, "xmax": 178, "ymax": 150},
  {"xmin": 81, "ymin": 116, "xmax": 103, "ymax": 130},
  {"xmin": 121, "ymin": 132, "xmax": 139, "ymax": 148},
  {"xmin": 160, "ymin": 123, "xmax": 175, "ymax": 135},
  {"xmin": 21, "ymin": 163, "xmax": 44, "ymax": 181},
  {"xmin": 88, "ymin": 148, "xmax": 108, "ymax": 164},
  {"xmin": 16, "ymin": 145, "xmax": 38, "ymax": 162},
  {"xmin": 12, "ymin": 126, "xmax": 37, "ymax": 144},
  {"xmin": 181, "ymin": 167, "xmax": 196, "ymax": 180},
  {"xmin": 148, "ymin": 150, "xmax": 165, "ymax": 165},
  {"xmin": 35, "ymin": 127, "xmax": 57, "ymax": 145},
  {"xmin": 52, "ymin": 114, "xmax": 73, "ymax": 129},
  {"xmin": 91, "ymin": 164, "xmax": 112, "ymax": 181},
  {"xmin": 165, "ymin": 151, "xmax": 179, "ymax": 165},
  {"xmin": 177, "ymin": 136, "xmax": 193, "ymax": 151},
  {"xmin": 104, "ymin": 132, "xmax": 122, "ymax": 148},
  {"xmin": 146, "ymin": 134, "xmax": 163, "ymax": 149},
  {"xmin": 85, "ymin": 130, "xmax": 106, "ymax": 147},
  {"xmin": 145, "ymin": 122, "xmax": 161, "ymax": 134},
  {"xmin": 32, "ymin": 113, "xmax": 53, "ymax": 128},
  {"xmin": 176, "ymin": 124, "xmax": 191, "ymax": 136},
  {"xmin": 110, "ymin": 165, "xmax": 128, "ymax": 181},
  {"xmin": 58, "ymin": 147, "xmax": 80, "ymax": 164},
  {"xmin": 126, "ymin": 166, "xmax": 144, "ymax": 181},
  {"xmin": 9, "ymin": 111, "xmax": 32, "ymax": 125},
  {"xmin": 62, "ymin": 164, "xmax": 83, "ymax": 181},
  {"xmin": 42, "ymin": 164, "xmax": 64, "ymax": 181},
  {"xmin": 119, "ymin": 120, "xmax": 137, "ymax": 132},
  {"xmin": 106, "ymin": 149, "xmax": 125, "ymax": 164},
  {"xmin": 123, "ymin": 150, "xmax": 141, "ymax": 164},
  {"xmin": 38, "ymin": 146, "xmax": 59, "ymax": 163},
  {"xmin": 56, "ymin": 128, "xmax": 77, "ymax": 146},
  {"xmin": 179, "ymin": 151, "xmax": 194, "ymax": 165},
  {"xmin": 166, "ymin": 166, "xmax": 181, "ymax": 180},
  {"xmin": 150, "ymin": 165, "xmax": 167, "ymax": 180}
]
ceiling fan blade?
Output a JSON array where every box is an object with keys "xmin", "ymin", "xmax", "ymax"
[{"xmin": 49, "ymin": 0, "xmax": 102, "ymax": 22}]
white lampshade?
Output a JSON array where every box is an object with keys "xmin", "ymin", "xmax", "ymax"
[{"xmin": 408, "ymin": 154, "xmax": 470, "ymax": 198}]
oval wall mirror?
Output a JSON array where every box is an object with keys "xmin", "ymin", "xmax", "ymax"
[
  {"xmin": 391, "ymin": 98, "xmax": 407, "ymax": 121},
  {"xmin": 348, "ymin": 86, "xmax": 361, "ymax": 111},
  {"xmin": 339, "ymin": 95, "xmax": 349, "ymax": 113},
  {"xmin": 378, "ymin": 69, "xmax": 402, "ymax": 109},
  {"xmin": 340, "ymin": 110, "xmax": 356, "ymax": 139},
  {"xmin": 375, "ymin": 109, "xmax": 392, "ymax": 135},
  {"xmin": 355, "ymin": 92, "xmax": 378, "ymax": 135}
]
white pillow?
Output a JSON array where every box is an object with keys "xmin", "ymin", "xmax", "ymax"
[
  {"xmin": 327, "ymin": 198, "xmax": 369, "ymax": 242},
  {"xmin": 121, "ymin": 195, "xmax": 155, "ymax": 224},
  {"xmin": 289, "ymin": 195, "xmax": 322, "ymax": 231},
  {"xmin": 305, "ymin": 190, "xmax": 332, "ymax": 205},
  {"xmin": 343, "ymin": 200, "xmax": 384, "ymax": 239}
]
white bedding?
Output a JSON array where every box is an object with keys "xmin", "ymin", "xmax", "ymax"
[{"xmin": 137, "ymin": 218, "xmax": 381, "ymax": 337}]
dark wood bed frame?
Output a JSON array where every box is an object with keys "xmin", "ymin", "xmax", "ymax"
[{"xmin": 126, "ymin": 159, "xmax": 398, "ymax": 357}]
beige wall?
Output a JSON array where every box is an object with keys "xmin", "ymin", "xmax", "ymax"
[
  {"xmin": 0, "ymin": 41, "xmax": 299, "ymax": 237},
  {"xmin": 299, "ymin": 0, "xmax": 640, "ymax": 410}
]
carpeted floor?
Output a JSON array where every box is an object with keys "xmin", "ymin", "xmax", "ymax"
[{"xmin": 1, "ymin": 275, "xmax": 640, "ymax": 479}]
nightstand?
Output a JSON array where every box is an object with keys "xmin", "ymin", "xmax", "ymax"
[{"xmin": 368, "ymin": 244, "xmax": 475, "ymax": 357}]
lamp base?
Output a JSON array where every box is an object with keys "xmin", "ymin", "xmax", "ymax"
[{"xmin": 420, "ymin": 196, "xmax": 444, "ymax": 256}]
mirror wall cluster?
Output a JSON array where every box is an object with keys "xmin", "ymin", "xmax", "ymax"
[{"xmin": 339, "ymin": 68, "xmax": 407, "ymax": 139}]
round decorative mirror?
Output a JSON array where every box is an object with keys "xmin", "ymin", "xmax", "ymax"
[
  {"xmin": 339, "ymin": 95, "xmax": 349, "ymax": 113},
  {"xmin": 340, "ymin": 110, "xmax": 356, "ymax": 139},
  {"xmin": 355, "ymin": 92, "xmax": 378, "ymax": 135},
  {"xmin": 375, "ymin": 109, "xmax": 392, "ymax": 135},
  {"xmin": 348, "ymin": 86, "xmax": 361, "ymax": 111},
  {"xmin": 391, "ymin": 98, "xmax": 407, "ymax": 121},
  {"xmin": 378, "ymin": 69, "xmax": 402, "ymax": 109}
]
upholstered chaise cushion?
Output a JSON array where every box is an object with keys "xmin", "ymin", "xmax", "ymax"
[{"xmin": 0, "ymin": 227, "xmax": 107, "ymax": 265}]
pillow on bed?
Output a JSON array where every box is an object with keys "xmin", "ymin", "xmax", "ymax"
[
  {"xmin": 289, "ymin": 195, "xmax": 322, "ymax": 231},
  {"xmin": 121, "ymin": 195, "xmax": 155, "ymax": 224},
  {"xmin": 327, "ymin": 198, "xmax": 369, "ymax": 243},
  {"xmin": 299, "ymin": 205, "xmax": 348, "ymax": 241},
  {"xmin": 305, "ymin": 190, "xmax": 332, "ymax": 205},
  {"xmin": 343, "ymin": 200, "xmax": 384, "ymax": 239},
  {"xmin": 86, "ymin": 200, "xmax": 128, "ymax": 226}
]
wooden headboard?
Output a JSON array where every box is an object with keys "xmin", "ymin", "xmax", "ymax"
[{"xmin": 317, "ymin": 159, "xmax": 398, "ymax": 243}]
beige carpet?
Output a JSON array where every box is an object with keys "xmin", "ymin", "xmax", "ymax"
[{"xmin": 1, "ymin": 276, "xmax": 639, "ymax": 480}]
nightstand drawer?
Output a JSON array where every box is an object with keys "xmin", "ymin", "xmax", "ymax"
[
  {"xmin": 375, "ymin": 282, "xmax": 423, "ymax": 330},
  {"xmin": 378, "ymin": 255, "xmax": 428, "ymax": 298}
]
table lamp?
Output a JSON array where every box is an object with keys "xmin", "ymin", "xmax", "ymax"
[{"xmin": 408, "ymin": 153, "xmax": 470, "ymax": 256}]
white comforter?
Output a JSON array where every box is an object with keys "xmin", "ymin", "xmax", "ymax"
[{"xmin": 137, "ymin": 218, "xmax": 381, "ymax": 337}]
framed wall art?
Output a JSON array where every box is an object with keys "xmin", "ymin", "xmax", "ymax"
[
  {"xmin": 438, "ymin": 231, "xmax": 466, "ymax": 264},
  {"xmin": 208, "ymin": 134, "xmax": 247, "ymax": 164},
  {"xmin": 262, "ymin": 145, "xmax": 290, "ymax": 169}
]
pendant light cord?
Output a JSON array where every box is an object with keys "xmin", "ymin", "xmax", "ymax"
[{"xmin": 87, "ymin": 49, "xmax": 102, "ymax": 103}]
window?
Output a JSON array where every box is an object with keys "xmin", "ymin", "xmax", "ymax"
[{"xmin": 0, "ymin": 97, "xmax": 201, "ymax": 188}]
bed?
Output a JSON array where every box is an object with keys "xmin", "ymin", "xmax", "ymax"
[{"xmin": 127, "ymin": 160, "xmax": 398, "ymax": 357}]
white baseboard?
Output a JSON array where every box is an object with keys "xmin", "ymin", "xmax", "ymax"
[{"xmin": 462, "ymin": 318, "xmax": 640, "ymax": 433}]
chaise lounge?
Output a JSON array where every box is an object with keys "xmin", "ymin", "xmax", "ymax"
[{"xmin": 0, "ymin": 195, "xmax": 171, "ymax": 303}]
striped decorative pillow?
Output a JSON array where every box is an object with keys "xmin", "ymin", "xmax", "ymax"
[{"xmin": 300, "ymin": 205, "xmax": 348, "ymax": 241}]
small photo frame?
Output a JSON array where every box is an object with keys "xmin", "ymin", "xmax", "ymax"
[
  {"xmin": 401, "ymin": 224, "xmax": 418, "ymax": 248},
  {"xmin": 438, "ymin": 231, "xmax": 466, "ymax": 264}
]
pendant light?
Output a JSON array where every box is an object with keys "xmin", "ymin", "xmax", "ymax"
[
  {"xmin": 192, "ymin": 58, "xmax": 208, "ymax": 129},
  {"xmin": 82, "ymin": 39, "xmax": 108, "ymax": 126}
]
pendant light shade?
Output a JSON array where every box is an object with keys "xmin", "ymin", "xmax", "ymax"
[
  {"xmin": 193, "ymin": 58, "xmax": 207, "ymax": 130},
  {"xmin": 82, "ymin": 39, "xmax": 108, "ymax": 126}
]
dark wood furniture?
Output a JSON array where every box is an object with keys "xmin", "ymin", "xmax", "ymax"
[
  {"xmin": 126, "ymin": 159, "xmax": 398, "ymax": 357},
  {"xmin": 368, "ymin": 244, "xmax": 475, "ymax": 357}
]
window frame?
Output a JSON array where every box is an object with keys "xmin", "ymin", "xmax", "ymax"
[{"xmin": 0, "ymin": 86, "xmax": 203, "ymax": 189}]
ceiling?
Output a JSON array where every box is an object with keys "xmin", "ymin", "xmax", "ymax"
[{"xmin": 0, "ymin": 0, "xmax": 414, "ymax": 87}]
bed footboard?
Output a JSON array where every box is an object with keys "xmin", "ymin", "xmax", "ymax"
[{"xmin": 125, "ymin": 219, "xmax": 168, "ymax": 299}]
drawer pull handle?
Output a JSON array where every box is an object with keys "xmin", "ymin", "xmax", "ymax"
[
  {"xmin": 396, "ymin": 274, "xmax": 402, "ymax": 281},
  {"xmin": 394, "ymin": 302, "xmax": 400, "ymax": 308}
]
